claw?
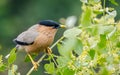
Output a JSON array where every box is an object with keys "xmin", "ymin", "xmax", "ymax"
[
  {"xmin": 33, "ymin": 62, "xmax": 39, "ymax": 70},
  {"xmin": 46, "ymin": 47, "xmax": 52, "ymax": 55}
]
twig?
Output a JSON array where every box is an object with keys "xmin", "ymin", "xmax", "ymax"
[
  {"xmin": 50, "ymin": 36, "xmax": 64, "ymax": 49},
  {"xmin": 26, "ymin": 54, "xmax": 46, "ymax": 75},
  {"xmin": 26, "ymin": 36, "xmax": 64, "ymax": 75}
]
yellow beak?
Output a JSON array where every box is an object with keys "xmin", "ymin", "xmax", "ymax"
[{"xmin": 60, "ymin": 24, "xmax": 66, "ymax": 28}]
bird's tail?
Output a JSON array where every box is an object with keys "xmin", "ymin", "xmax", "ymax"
[{"xmin": 5, "ymin": 46, "xmax": 18, "ymax": 59}]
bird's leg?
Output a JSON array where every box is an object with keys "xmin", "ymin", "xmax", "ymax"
[
  {"xmin": 45, "ymin": 47, "xmax": 52, "ymax": 54},
  {"xmin": 45, "ymin": 47, "xmax": 58, "ymax": 67},
  {"xmin": 27, "ymin": 53, "xmax": 39, "ymax": 70}
]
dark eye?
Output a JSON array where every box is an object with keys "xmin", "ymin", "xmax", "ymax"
[{"xmin": 52, "ymin": 24, "xmax": 59, "ymax": 28}]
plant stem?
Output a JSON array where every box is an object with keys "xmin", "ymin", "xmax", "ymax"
[
  {"xmin": 50, "ymin": 36, "xmax": 64, "ymax": 49},
  {"xmin": 26, "ymin": 54, "xmax": 46, "ymax": 75},
  {"xmin": 26, "ymin": 36, "xmax": 64, "ymax": 75}
]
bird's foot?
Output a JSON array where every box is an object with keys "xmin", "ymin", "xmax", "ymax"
[
  {"xmin": 46, "ymin": 47, "xmax": 52, "ymax": 55},
  {"xmin": 33, "ymin": 62, "xmax": 39, "ymax": 71}
]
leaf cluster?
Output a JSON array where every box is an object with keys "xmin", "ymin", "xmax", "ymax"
[{"xmin": 44, "ymin": 0, "xmax": 120, "ymax": 75}]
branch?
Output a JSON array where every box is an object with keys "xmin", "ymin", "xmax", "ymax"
[
  {"xmin": 26, "ymin": 54, "xmax": 46, "ymax": 75},
  {"xmin": 26, "ymin": 36, "xmax": 64, "ymax": 75}
]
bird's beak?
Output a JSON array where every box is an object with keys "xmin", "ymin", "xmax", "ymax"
[{"xmin": 60, "ymin": 24, "xmax": 66, "ymax": 28}]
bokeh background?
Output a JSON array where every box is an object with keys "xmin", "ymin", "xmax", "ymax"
[{"xmin": 0, "ymin": 0, "xmax": 120, "ymax": 75}]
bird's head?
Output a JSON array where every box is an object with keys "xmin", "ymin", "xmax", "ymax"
[{"xmin": 38, "ymin": 20, "xmax": 65, "ymax": 29}]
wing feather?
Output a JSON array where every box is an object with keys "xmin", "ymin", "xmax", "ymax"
[{"xmin": 14, "ymin": 30, "xmax": 39, "ymax": 45}]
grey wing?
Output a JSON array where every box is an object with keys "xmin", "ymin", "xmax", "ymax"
[{"xmin": 14, "ymin": 30, "xmax": 39, "ymax": 45}]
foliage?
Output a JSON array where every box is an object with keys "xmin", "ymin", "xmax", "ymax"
[
  {"xmin": 0, "ymin": 55, "xmax": 6, "ymax": 72},
  {"xmin": 44, "ymin": 0, "xmax": 120, "ymax": 75},
  {"xmin": 0, "ymin": 47, "xmax": 20, "ymax": 75},
  {"xmin": 0, "ymin": 0, "xmax": 120, "ymax": 75}
]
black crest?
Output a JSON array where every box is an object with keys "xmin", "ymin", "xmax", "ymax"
[{"xmin": 39, "ymin": 20, "xmax": 60, "ymax": 28}]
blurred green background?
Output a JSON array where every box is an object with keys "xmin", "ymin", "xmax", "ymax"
[{"xmin": 0, "ymin": 0, "xmax": 120, "ymax": 75}]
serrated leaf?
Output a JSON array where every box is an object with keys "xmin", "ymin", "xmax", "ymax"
[
  {"xmin": 57, "ymin": 38, "xmax": 77, "ymax": 59},
  {"xmin": 44, "ymin": 62, "xmax": 55, "ymax": 74},
  {"xmin": 63, "ymin": 27, "xmax": 82, "ymax": 38},
  {"xmin": 58, "ymin": 36, "xmax": 83, "ymax": 59},
  {"xmin": 8, "ymin": 48, "xmax": 17, "ymax": 65}
]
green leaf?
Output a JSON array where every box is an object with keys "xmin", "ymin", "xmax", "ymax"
[
  {"xmin": 24, "ymin": 54, "xmax": 37, "ymax": 62},
  {"xmin": 44, "ymin": 62, "xmax": 55, "ymax": 74},
  {"xmin": 0, "ymin": 55, "xmax": 6, "ymax": 72},
  {"xmin": 57, "ymin": 38, "xmax": 77, "ymax": 59},
  {"xmin": 116, "ymin": 42, "xmax": 120, "ymax": 48},
  {"xmin": 93, "ymin": 10, "xmax": 103, "ymax": 15},
  {"xmin": 59, "ymin": 28, "xmax": 82, "ymax": 58},
  {"xmin": 63, "ymin": 27, "xmax": 82, "ymax": 38},
  {"xmin": 0, "ymin": 64, "xmax": 6, "ymax": 72},
  {"xmin": 107, "ymin": 27, "xmax": 116, "ymax": 39},
  {"xmin": 8, "ymin": 48, "xmax": 17, "ymax": 65},
  {"xmin": 62, "ymin": 67, "xmax": 75, "ymax": 75},
  {"xmin": 101, "ymin": 67, "xmax": 109, "ymax": 75},
  {"xmin": 88, "ymin": 49, "xmax": 95, "ymax": 59},
  {"xmin": 107, "ymin": 10, "xmax": 117, "ymax": 18},
  {"xmin": 74, "ymin": 38, "xmax": 83, "ymax": 55},
  {"xmin": 98, "ymin": 34, "xmax": 107, "ymax": 49},
  {"xmin": 57, "ymin": 56, "xmax": 70, "ymax": 68},
  {"xmin": 109, "ymin": 0, "xmax": 118, "ymax": 6},
  {"xmin": 98, "ymin": 25, "xmax": 114, "ymax": 35},
  {"xmin": 81, "ymin": 6, "xmax": 92, "ymax": 27}
]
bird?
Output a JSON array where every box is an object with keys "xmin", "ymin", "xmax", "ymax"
[{"xmin": 12, "ymin": 20, "xmax": 65, "ymax": 70}]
